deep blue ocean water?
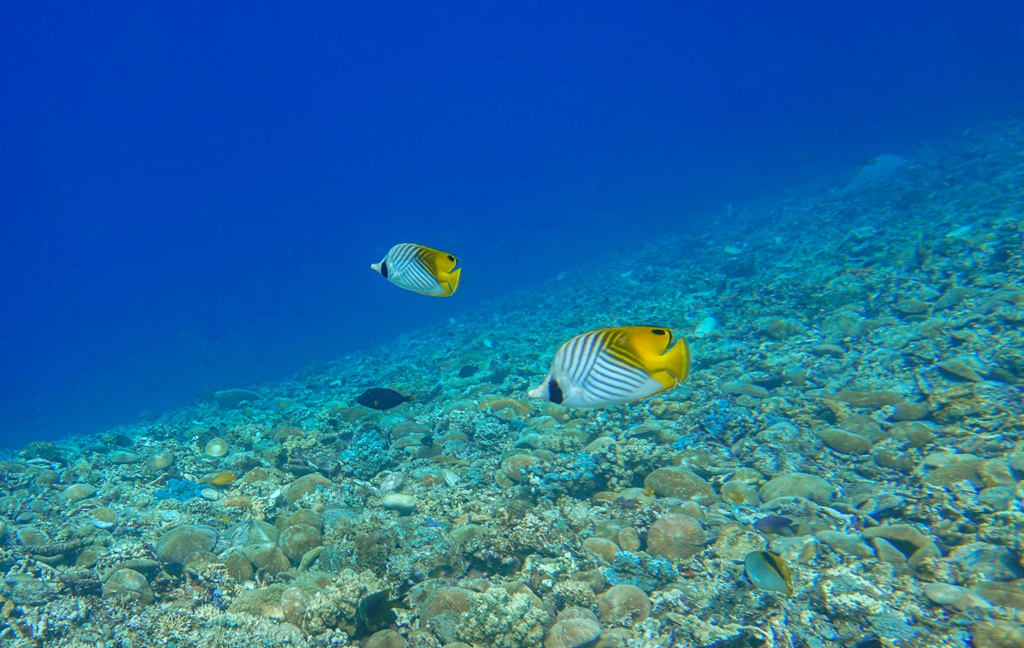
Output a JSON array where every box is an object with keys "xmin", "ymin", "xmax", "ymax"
[{"xmin": 1, "ymin": 1, "xmax": 1023, "ymax": 448}]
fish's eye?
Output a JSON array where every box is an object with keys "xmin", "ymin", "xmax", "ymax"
[
  {"xmin": 651, "ymin": 329, "xmax": 666, "ymax": 335},
  {"xmin": 379, "ymin": 260, "xmax": 389, "ymax": 278},
  {"xmin": 447, "ymin": 255, "xmax": 455, "ymax": 261}
]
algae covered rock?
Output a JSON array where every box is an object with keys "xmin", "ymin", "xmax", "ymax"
[
  {"xmin": 286, "ymin": 472, "xmax": 332, "ymax": 505},
  {"xmin": 224, "ymin": 519, "xmax": 279, "ymax": 547},
  {"xmin": 245, "ymin": 543, "xmax": 292, "ymax": 576},
  {"xmin": 759, "ymin": 473, "xmax": 836, "ymax": 503},
  {"xmin": 643, "ymin": 467, "xmax": 716, "ymax": 504},
  {"xmin": 155, "ymin": 524, "xmax": 217, "ymax": 566},
  {"xmin": 60, "ymin": 483, "xmax": 96, "ymax": 504},
  {"xmin": 817, "ymin": 427, "xmax": 873, "ymax": 455},
  {"xmin": 102, "ymin": 568, "xmax": 154, "ymax": 605}
]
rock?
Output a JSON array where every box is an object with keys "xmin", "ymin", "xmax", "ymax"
[
  {"xmin": 890, "ymin": 421, "xmax": 937, "ymax": 447},
  {"xmin": 285, "ymin": 473, "xmax": 332, "ymax": 505},
  {"xmin": 923, "ymin": 583, "xmax": 991, "ymax": 611},
  {"xmin": 833, "ymin": 390, "xmax": 904, "ymax": 408},
  {"xmin": 937, "ymin": 357, "xmax": 986, "ymax": 382},
  {"xmin": 817, "ymin": 427, "xmax": 873, "ymax": 455},
  {"xmin": 214, "ymin": 389, "xmax": 260, "ymax": 408},
  {"xmin": 815, "ymin": 530, "xmax": 875, "ymax": 559},
  {"xmin": 811, "ymin": 343, "xmax": 845, "ymax": 357},
  {"xmin": 103, "ymin": 568, "xmax": 154, "ymax": 605},
  {"xmin": 974, "ymin": 582, "xmax": 1024, "ymax": 610},
  {"xmin": 582, "ymin": 537, "xmax": 621, "ymax": 564},
  {"xmin": 770, "ymin": 535, "xmax": 819, "ymax": 563},
  {"xmin": 871, "ymin": 448, "xmax": 916, "ymax": 472},
  {"xmin": 890, "ymin": 401, "xmax": 930, "ymax": 421},
  {"xmin": 155, "ymin": 524, "xmax": 218, "ymax": 566},
  {"xmin": 923, "ymin": 459, "xmax": 985, "ymax": 488},
  {"xmin": 722, "ymin": 382, "xmax": 771, "ymax": 399},
  {"xmin": 759, "ymin": 473, "xmax": 836, "ymax": 503},
  {"xmin": 973, "ymin": 621, "xmax": 1024, "ymax": 648},
  {"xmin": 59, "ymin": 483, "xmax": 96, "ymax": 504},
  {"xmin": 643, "ymin": 467, "xmax": 716, "ymax": 504},
  {"xmin": 979, "ymin": 459, "xmax": 1016, "ymax": 488},
  {"xmin": 381, "ymin": 493, "xmax": 417, "ymax": 514},
  {"xmin": 765, "ymin": 317, "xmax": 806, "ymax": 340},
  {"xmin": 871, "ymin": 537, "xmax": 908, "ymax": 566},
  {"xmin": 862, "ymin": 524, "xmax": 941, "ymax": 566}
]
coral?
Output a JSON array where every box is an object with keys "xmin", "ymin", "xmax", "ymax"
[
  {"xmin": 522, "ymin": 452, "xmax": 601, "ymax": 499},
  {"xmin": 338, "ymin": 426, "xmax": 392, "ymax": 480},
  {"xmin": 596, "ymin": 584, "xmax": 651, "ymax": 628},
  {"xmin": 154, "ymin": 524, "xmax": 218, "ymax": 566},
  {"xmin": 447, "ymin": 585, "xmax": 550, "ymax": 648},
  {"xmin": 301, "ymin": 569, "xmax": 386, "ymax": 636},
  {"xmin": 601, "ymin": 551, "xmax": 678, "ymax": 593},
  {"xmin": 644, "ymin": 515, "xmax": 707, "ymax": 563},
  {"xmin": 153, "ymin": 477, "xmax": 206, "ymax": 503}
]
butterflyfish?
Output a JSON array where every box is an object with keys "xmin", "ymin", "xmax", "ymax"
[
  {"xmin": 528, "ymin": 326, "xmax": 690, "ymax": 408},
  {"xmin": 743, "ymin": 550, "xmax": 793, "ymax": 595},
  {"xmin": 371, "ymin": 243, "xmax": 461, "ymax": 296}
]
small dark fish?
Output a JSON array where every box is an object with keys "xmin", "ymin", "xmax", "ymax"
[
  {"xmin": 356, "ymin": 589, "xmax": 408, "ymax": 635},
  {"xmin": 356, "ymin": 388, "xmax": 412, "ymax": 410},
  {"xmin": 754, "ymin": 515, "xmax": 797, "ymax": 537},
  {"xmin": 458, "ymin": 364, "xmax": 478, "ymax": 378},
  {"xmin": 698, "ymin": 632, "xmax": 767, "ymax": 648},
  {"xmin": 424, "ymin": 517, "xmax": 445, "ymax": 528}
]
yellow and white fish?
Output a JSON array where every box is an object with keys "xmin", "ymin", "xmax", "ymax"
[
  {"xmin": 528, "ymin": 326, "xmax": 690, "ymax": 408},
  {"xmin": 371, "ymin": 243, "xmax": 461, "ymax": 297}
]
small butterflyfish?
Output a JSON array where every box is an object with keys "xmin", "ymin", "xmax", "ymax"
[
  {"xmin": 371, "ymin": 243, "xmax": 461, "ymax": 296},
  {"xmin": 528, "ymin": 326, "xmax": 690, "ymax": 408},
  {"xmin": 744, "ymin": 550, "xmax": 793, "ymax": 595}
]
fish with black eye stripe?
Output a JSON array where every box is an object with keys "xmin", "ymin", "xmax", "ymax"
[
  {"xmin": 528, "ymin": 326, "xmax": 691, "ymax": 408},
  {"xmin": 371, "ymin": 243, "xmax": 461, "ymax": 296}
]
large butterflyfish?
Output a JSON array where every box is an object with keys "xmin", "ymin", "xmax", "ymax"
[{"xmin": 528, "ymin": 326, "xmax": 690, "ymax": 408}]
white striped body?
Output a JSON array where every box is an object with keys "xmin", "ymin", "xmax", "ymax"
[
  {"xmin": 528, "ymin": 327, "xmax": 688, "ymax": 408},
  {"xmin": 371, "ymin": 243, "xmax": 460, "ymax": 297}
]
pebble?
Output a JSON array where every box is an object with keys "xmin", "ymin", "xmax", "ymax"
[{"xmin": 381, "ymin": 493, "xmax": 417, "ymax": 514}]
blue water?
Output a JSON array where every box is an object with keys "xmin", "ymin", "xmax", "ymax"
[{"xmin": 2, "ymin": 1, "xmax": 1023, "ymax": 448}]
